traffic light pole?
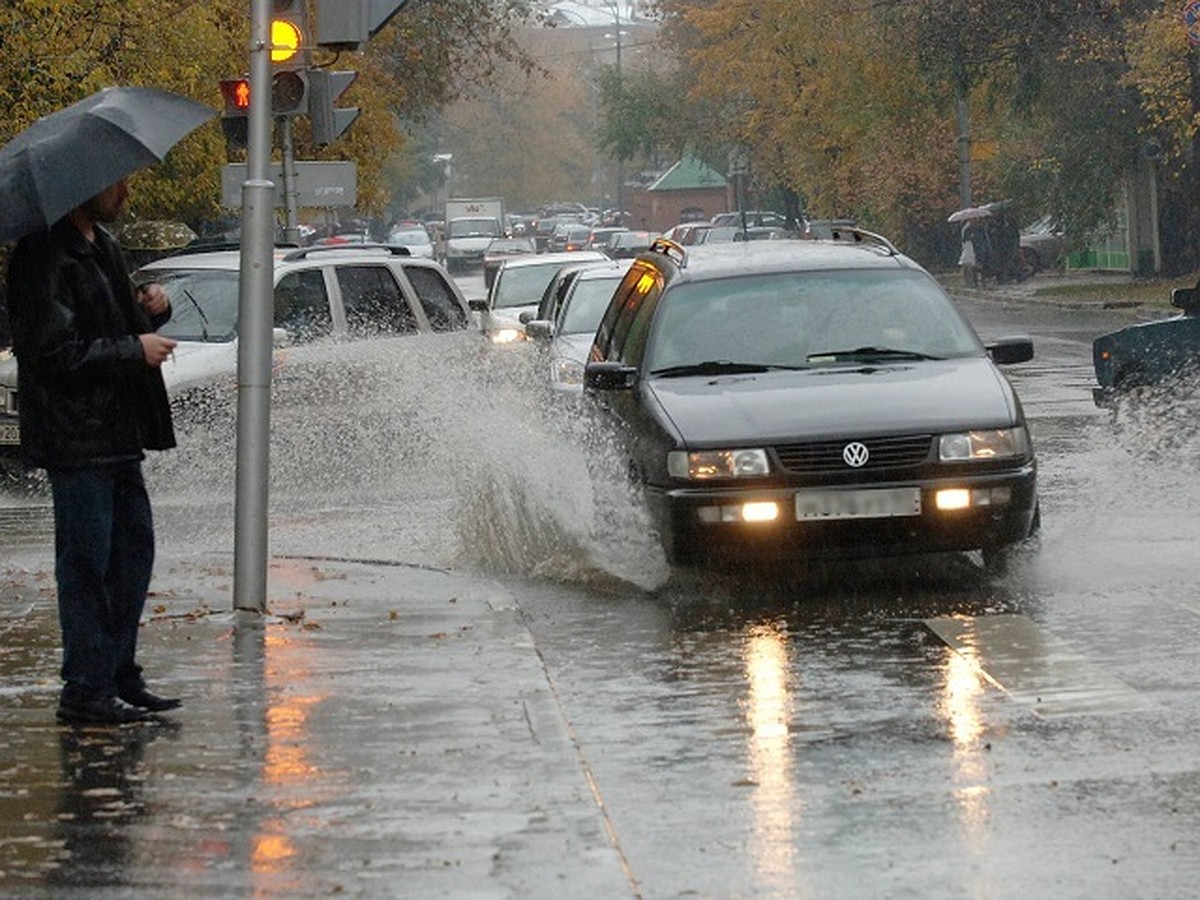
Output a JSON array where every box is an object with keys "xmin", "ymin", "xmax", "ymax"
[
  {"xmin": 279, "ymin": 117, "xmax": 302, "ymax": 244},
  {"xmin": 233, "ymin": 0, "xmax": 277, "ymax": 614}
]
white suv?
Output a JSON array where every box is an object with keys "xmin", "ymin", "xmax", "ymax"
[{"xmin": 0, "ymin": 244, "xmax": 471, "ymax": 466}]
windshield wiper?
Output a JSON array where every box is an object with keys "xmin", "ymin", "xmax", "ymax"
[
  {"xmin": 180, "ymin": 288, "xmax": 211, "ymax": 342},
  {"xmin": 651, "ymin": 360, "xmax": 805, "ymax": 378},
  {"xmin": 806, "ymin": 345, "xmax": 941, "ymax": 362}
]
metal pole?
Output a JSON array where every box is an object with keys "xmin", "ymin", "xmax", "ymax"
[
  {"xmin": 233, "ymin": 0, "xmax": 276, "ymax": 613},
  {"xmin": 955, "ymin": 85, "xmax": 972, "ymax": 209},
  {"xmin": 281, "ymin": 117, "xmax": 301, "ymax": 244}
]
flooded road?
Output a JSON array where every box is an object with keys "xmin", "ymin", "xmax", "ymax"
[{"xmin": 4, "ymin": 282, "xmax": 1200, "ymax": 896}]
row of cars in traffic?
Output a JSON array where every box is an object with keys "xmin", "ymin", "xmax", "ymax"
[
  {"xmin": 471, "ymin": 228, "xmax": 1042, "ymax": 568},
  {"xmin": 4, "ymin": 211, "xmax": 1193, "ymax": 571}
]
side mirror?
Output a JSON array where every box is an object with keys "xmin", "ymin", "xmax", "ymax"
[
  {"xmin": 518, "ymin": 310, "xmax": 535, "ymax": 324},
  {"xmin": 468, "ymin": 297, "xmax": 489, "ymax": 313},
  {"xmin": 525, "ymin": 320, "xmax": 553, "ymax": 341},
  {"xmin": 1171, "ymin": 287, "xmax": 1200, "ymax": 315},
  {"xmin": 584, "ymin": 360, "xmax": 638, "ymax": 392},
  {"xmin": 985, "ymin": 335, "xmax": 1034, "ymax": 365}
]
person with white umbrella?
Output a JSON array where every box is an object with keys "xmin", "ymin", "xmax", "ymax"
[{"xmin": 2, "ymin": 87, "xmax": 213, "ymax": 724}]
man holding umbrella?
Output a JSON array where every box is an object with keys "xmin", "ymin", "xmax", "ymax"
[{"xmin": 1, "ymin": 87, "xmax": 213, "ymax": 725}]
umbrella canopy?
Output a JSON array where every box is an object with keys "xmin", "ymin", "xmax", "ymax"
[
  {"xmin": 948, "ymin": 206, "xmax": 993, "ymax": 223},
  {"xmin": 0, "ymin": 86, "xmax": 214, "ymax": 245}
]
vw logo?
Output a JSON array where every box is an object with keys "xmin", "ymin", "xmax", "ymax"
[{"xmin": 842, "ymin": 441, "xmax": 870, "ymax": 468}]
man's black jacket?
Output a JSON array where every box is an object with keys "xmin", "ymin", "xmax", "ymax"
[{"xmin": 6, "ymin": 218, "xmax": 175, "ymax": 470}]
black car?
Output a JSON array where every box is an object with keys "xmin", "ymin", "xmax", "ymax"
[
  {"xmin": 584, "ymin": 237, "xmax": 1040, "ymax": 567},
  {"xmin": 1092, "ymin": 281, "xmax": 1200, "ymax": 405}
]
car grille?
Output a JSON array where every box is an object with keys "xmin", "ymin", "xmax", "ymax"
[{"xmin": 774, "ymin": 434, "xmax": 933, "ymax": 473}]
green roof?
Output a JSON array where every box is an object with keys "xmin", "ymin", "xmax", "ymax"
[{"xmin": 647, "ymin": 156, "xmax": 726, "ymax": 192}]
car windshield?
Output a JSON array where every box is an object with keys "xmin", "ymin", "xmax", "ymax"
[
  {"xmin": 152, "ymin": 269, "xmax": 240, "ymax": 342},
  {"xmin": 448, "ymin": 218, "xmax": 500, "ymax": 238},
  {"xmin": 559, "ymin": 276, "xmax": 623, "ymax": 334},
  {"xmin": 647, "ymin": 269, "xmax": 982, "ymax": 374},
  {"xmin": 492, "ymin": 264, "xmax": 568, "ymax": 309}
]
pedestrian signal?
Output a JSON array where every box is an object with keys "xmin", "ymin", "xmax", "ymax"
[{"xmin": 219, "ymin": 78, "xmax": 252, "ymax": 115}]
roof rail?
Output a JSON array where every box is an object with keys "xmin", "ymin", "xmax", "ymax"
[
  {"xmin": 827, "ymin": 227, "xmax": 898, "ymax": 256},
  {"xmin": 177, "ymin": 240, "xmax": 301, "ymax": 255},
  {"xmin": 280, "ymin": 243, "xmax": 412, "ymax": 262},
  {"xmin": 647, "ymin": 237, "xmax": 687, "ymax": 267}
]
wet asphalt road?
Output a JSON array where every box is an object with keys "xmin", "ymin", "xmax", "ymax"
[{"xmin": 4, "ymin": 282, "xmax": 1200, "ymax": 896}]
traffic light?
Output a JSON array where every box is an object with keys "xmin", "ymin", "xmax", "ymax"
[
  {"xmin": 315, "ymin": 0, "xmax": 410, "ymax": 51},
  {"xmin": 219, "ymin": 78, "xmax": 251, "ymax": 150},
  {"xmin": 309, "ymin": 70, "xmax": 359, "ymax": 145},
  {"xmin": 220, "ymin": 78, "xmax": 252, "ymax": 115},
  {"xmin": 271, "ymin": 0, "xmax": 310, "ymax": 70},
  {"xmin": 271, "ymin": 70, "xmax": 309, "ymax": 116}
]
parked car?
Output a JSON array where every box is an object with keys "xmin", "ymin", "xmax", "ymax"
[
  {"xmin": 699, "ymin": 225, "xmax": 796, "ymax": 244},
  {"xmin": 606, "ymin": 230, "xmax": 655, "ymax": 259},
  {"xmin": 482, "ymin": 236, "xmax": 537, "ymax": 290},
  {"xmin": 663, "ymin": 222, "xmax": 712, "ymax": 246},
  {"xmin": 525, "ymin": 259, "xmax": 632, "ymax": 394},
  {"xmin": 710, "ymin": 210, "xmax": 786, "ymax": 228},
  {"xmin": 1019, "ymin": 216, "xmax": 1066, "ymax": 274},
  {"xmin": 583, "ymin": 237, "xmax": 1040, "ymax": 567},
  {"xmin": 469, "ymin": 250, "xmax": 608, "ymax": 344},
  {"xmin": 802, "ymin": 218, "xmax": 858, "ymax": 240},
  {"xmin": 1092, "ymin": 281, "xmax": 1200, "ymax": 405}
]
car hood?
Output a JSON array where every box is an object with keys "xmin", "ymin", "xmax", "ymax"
[{"xmin": 647, "ymin": 357, "xmax": 1019, "ymax": 445}]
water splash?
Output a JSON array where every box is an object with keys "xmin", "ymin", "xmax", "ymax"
[{"xmin": 149, "ymin": 332, "xmax": 668, "ymax": 590}]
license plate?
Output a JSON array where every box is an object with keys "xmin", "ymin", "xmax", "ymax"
[
  {"xmin": 0, "ymin": 421, "xmax": 19, "ymax": 446},
  {"xmin": 795, "ymin": 487, "xmax": 921, "ymax": 521}
]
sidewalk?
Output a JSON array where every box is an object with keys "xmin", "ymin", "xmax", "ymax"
[{"xmin": 0, "ymin": 549, "xmax": 635, "ymax": 898}]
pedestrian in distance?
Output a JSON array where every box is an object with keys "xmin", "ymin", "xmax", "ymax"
[{"xmin": 6, "ymin": 177, "xmax": 182, "ymax": 724}]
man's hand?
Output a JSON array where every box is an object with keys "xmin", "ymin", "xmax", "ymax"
[
  {"xmin": 137, "ymin": 282, "xmax": 170, "ymax": 317},
  {"xmin": 139, "ymin": 333, "xmax": 177, "ymax": 368}
]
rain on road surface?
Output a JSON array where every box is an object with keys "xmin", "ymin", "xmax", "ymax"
[{"xmin": 3, "ymin": 278, "xmax": 1199, "ymax": 897}]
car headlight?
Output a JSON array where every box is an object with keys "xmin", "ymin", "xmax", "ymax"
[
  {"xmin": 938, "ymin": 427, "xmax": 1028, "ymax": 461},
  {"xmin": 490, "ymin": 327, "xmax": 526, "ymax": 344},
  {"xmin": 552, "ymin": 357, "xmax": 585, "ymax": 385},
  {"xmin": 667, "ymin": 448, "xmax": 770, "ymax": 479}
]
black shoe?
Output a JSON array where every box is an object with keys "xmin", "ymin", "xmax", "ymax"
[
  {"xmin": 118, "ymin": 687, "xmax": 182, "ymax": 712},
  {"xmin": 57, "ymin": 696, "xmax": 149, "ymax": 724}
]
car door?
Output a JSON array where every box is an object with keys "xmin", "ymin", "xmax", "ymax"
[{"xmin": 397, "ymin": 263, "xmax": 470, "ymax": 332}]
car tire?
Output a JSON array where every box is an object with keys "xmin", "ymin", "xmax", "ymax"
[{"xmin": 981, "ymin": 500, "xmax": 1040, "ymax": 573}]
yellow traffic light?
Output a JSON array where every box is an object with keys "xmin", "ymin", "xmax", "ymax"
[{"xmin": 271, "ymin": 18, "xmax": 304, "ymax": 63}]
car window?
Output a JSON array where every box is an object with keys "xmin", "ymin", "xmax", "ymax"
[
  {"xmin": 403, "ymin": 264, "xmax": 468, "ymax": 332},
  {"xmin": 274, "ymin": 269, "xmax": 334, "ymax": 342},
  {"xmin": 559, "ymin": 276, "xmax": 623, "ymax": 335},
  {"xmin": 595, "ymin": 263, "xmax": 655, "ymax": 358},
  {"xmin": 156, "ymin": 269, "xmax": 240, "ymax": 342},
  {"xmin": 492, "ymin": 263, "xmax": 568, "ymax": 310},
  {"xmin": 335, "ymin": 265, "xmax": 419, "ymax": 336},
  {"xmin": 646, "ymin": 269, "xmax": 981, "ymax": 371}
]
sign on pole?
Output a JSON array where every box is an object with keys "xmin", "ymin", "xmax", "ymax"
[{"xmin": 222, "ymin": 161, "xmax": 357, "ymax": 208}]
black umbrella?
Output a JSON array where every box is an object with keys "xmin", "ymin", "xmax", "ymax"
[{"xmin": 0, "ymin": 86, "xmax": 215, "ymax": 245}]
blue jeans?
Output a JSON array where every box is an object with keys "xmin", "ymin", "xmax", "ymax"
[{"xmin": 48, "ymin": 462, "xmax": 155, "ymax": 704}]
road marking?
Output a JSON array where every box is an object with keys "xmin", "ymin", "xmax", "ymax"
[{"xmin": 925, "ymin": 614, "xmax": 1153, "ymax": 717}]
